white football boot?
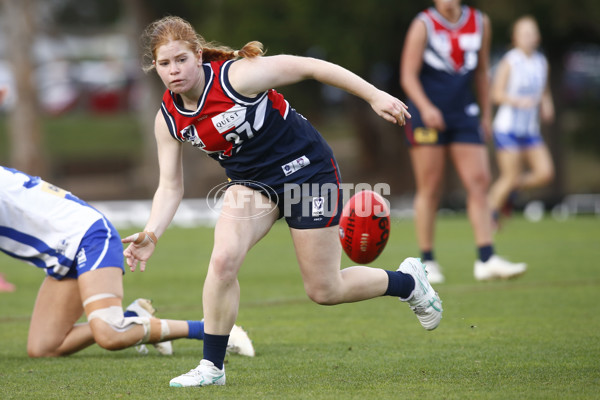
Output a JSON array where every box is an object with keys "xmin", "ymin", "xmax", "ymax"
[
  {"xmin": 125, "ymin": 298, "xmax": 173, "ymax": 355},
  {"xmin": 398, "ymin": 257, "xmax": 443, "ymax": 331},
  {"xmin": 227, "ymin": 324, "xmax": 255, "ymax": 357},
  {"xmin": 474, "ymin": 255, "xmax": 527, "ymax": 281},
  {"xmin": 170, "ymin": 359, "xmax": 226, "ymax": 387},
  {"xmin": 423, "ymin": 260, "xmax": 445, "ymax": 284}
]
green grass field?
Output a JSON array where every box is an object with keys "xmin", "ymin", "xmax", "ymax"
[{"xmin": 0, "ymin": 215, "xmax": 599, "ymax": 399}]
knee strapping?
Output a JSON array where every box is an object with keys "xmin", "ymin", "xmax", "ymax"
[{"xmin": 83, "ymin": 293, "xmax": 170, "ymax": 344}]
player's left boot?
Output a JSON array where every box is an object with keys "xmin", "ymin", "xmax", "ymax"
[
  {"xmin": 398, "ymin": 257, "xmax": 443, "ymax": 331},
  {"xmin": 125, "ymin": 298, "xmax": 173, "ymax": 355},
  {"xmin": 170, "ymin": 359, "xmax": 226, "ymax": 387},
  {"xmin": 474, "ymin": 255, "xmax": 526, "ymax": 281}
]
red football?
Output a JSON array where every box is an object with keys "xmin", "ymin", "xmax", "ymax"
[{"xmin": 338, "ymin": 190, "xmax": 391, "ymax": 264}]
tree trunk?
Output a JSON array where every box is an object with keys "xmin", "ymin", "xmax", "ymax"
[
  {"xmin": 1, "ymin": 0, "xmax": 47, "ymax": 176},
  {"xmin": 121, "ymin": 0, "xmax": 161, "ymax": 195}
]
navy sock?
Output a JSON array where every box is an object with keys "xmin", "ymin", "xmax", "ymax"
[
  {"xmin": 187, "ymin": 320, "xmax": 205, "ymax": 340},
  {"xmin": 203, "ymin": 333, "xmax": 229, "ymax": 370},
  {"xmin": 123, "ymin": 310, "xmax": 137, "ymax": 318},
  {"xmin": 421, "ymin": 250, "xmax": 434, "ymax": 262},
  {"xmin": 478, "ymin": 245, "xmax": 494, "ymax": 262},
  {"xmin": 384, "ymin": 270, "xmax": 415, "ymax": 299}
]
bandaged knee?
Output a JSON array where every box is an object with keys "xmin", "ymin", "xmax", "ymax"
[{"xmin": 83, "ymin": 293, "xmax": 170, "ymax": 344}]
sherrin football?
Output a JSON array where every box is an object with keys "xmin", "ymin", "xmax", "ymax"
[{"xmin": 338, "ymin": 190, "xmax": 390, "ymax": 264}]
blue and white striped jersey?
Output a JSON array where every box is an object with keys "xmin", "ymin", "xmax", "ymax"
[
  {"xmin": 0, "ymin": 166, "xmax": 105, "ymax": 277},
  {"xmin": 493, "ymin": 48, "xmax": 548, "ymax": 136}
]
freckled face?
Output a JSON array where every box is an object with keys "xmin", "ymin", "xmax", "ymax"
[{"xmin": 154, "ymin": 40, "xmax": 203, "ymax": 94}]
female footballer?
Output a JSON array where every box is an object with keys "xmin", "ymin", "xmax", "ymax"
[
  {"xmin": 0, "ymin": 166, "xmax": 253, "ymax": 358},
  {"xmin": 122, "ymin": 16, "xmax": 442, "ymax": 388},
  {"xmin": 400, "ymin": 0, "xmax": 526, "ymax": 283},
  {"xmin": 488, "ymin": 16, "xmax": 555, "ymax": 225}
]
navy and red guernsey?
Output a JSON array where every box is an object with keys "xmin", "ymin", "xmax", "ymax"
[
  {"xmin": 160, "ymin": 59, "xmax": 337, "ymax": 193},
  {"xmin": 405, "ymin": 6, "xmax": 485, "ymax": 146},
  {"xmin": 417, "ymin": 6, "xmax": 483, "ymax": 115}
]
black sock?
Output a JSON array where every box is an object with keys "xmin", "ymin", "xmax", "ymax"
[
  {"xmin": 478, "ymin": 245, "xmax": 494, "ymax": 262},
  {"xmin": 384, "ymin": 270, "xmax": 416, "ymax": 299},
  {"xmin": 203, "ymin": 333, "xmax": 229, "ymax": 370},
  {"xmin": 421, "ymin": 250, "xmax": 434, "ymax": 262}
]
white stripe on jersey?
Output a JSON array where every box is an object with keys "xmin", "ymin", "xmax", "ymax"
[
  {"xmin": 282, "ymin": 99, "xmax": 290, "ymax": 119},
  {"xmin": 220, "ymin": 60, "xmax": 268, "ymax": 106},
  {"xmin": 171, "ymin": 64, "xmax": 215, "ymax": 117},
  {"xmin": 161, "ymin": 102, "xmax": 179, "ymax": 141},
  {"xmin": 253, "ymin": 95, "xmax": 269, "ymax": 131}
]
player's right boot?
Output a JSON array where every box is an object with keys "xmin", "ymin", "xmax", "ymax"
[
  {"xmin": 423, "ymin": 260, "xmax": 445, "ymax": 284},
  {"xmin": 227, "ymin": 324, "xmax": 255, "ymax": 357},
  {"xmin": 170, "ymin": 359, "xmax": 226, "ymax": 387},
  {"xmin": 125, "ymin": 298, "xmax": 173, "ymax": 355},
  {"xmin": 398, "ymin": 257, "xmax": 443, "ymax": 331}
]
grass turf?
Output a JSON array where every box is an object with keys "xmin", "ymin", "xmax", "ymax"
[{"xmin": 0, "ymin": 215, "xmax": 599, "ymax": 399}]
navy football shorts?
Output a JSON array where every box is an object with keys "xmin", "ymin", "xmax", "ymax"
[
  {"xmin": 230, "ymin": 161, "xmax": 343, "ymax": 230},
  {"xmin": 404, "ymin": 105, "xmax": 484, "ymax": 146}
]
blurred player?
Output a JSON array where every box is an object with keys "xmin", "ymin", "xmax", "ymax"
[
  {"xmin": 489, "ymin": 16, "xmax": 555, "ymax": 225},
  {"xmin": 0, "ymin": 166, "xmax": 254, "ymax": 357},
  {"xmin": 400, "ymin": 0, "xmax": 526, "ymax": 283},
  {"xmin": 123, "ymin": 16, "xmax": 441, "ymax": 388}
]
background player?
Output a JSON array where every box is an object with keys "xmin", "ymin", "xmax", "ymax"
[
  {"xmin": 400, "ymin": 0, "xmax": 526, "ymax": 283},
  {"xmin": 123, "ymin": 15, "xmax": 442, "ymax": 388},
  {"xmin": 0, "ymin": 272, "xmax": 15, "ymax": 292},
  {"xmin": 0, "ymin": 165, "xmax": 254, "ymax": 358},
  {"xmin": 488, "ymin": 16, "xmax": 555, "ymax": 225}
]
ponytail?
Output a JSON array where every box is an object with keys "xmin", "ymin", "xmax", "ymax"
[{"xmin": 202, "ymin": 41, "xmax": 264, "ymax": 62}]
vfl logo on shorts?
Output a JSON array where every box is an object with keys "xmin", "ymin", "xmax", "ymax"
[
  {"xmin": 312, "ymin": 196, "xmax": 324, "ymax": 216},
  {"xmin": 282, "ymin": 155, "xmax": 310, "ymax": 176}
]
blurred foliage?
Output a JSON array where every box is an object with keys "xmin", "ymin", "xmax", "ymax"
[
  {"xmin": 568, "ymin": 103, "xmax": 600, "ymax": 155},
  {"xmin": 2, "ymin": 0, "xmax": 599, "ymax": 197},
  {"xmin": 43, "ymin": 0, "xmax": 600, "ymax": 112},
  {"xmin": 49, "ymin": 0, "xmax": 121, "ymax": 28}
]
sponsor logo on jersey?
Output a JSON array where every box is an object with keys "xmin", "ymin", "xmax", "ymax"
[
  {"xmin": 281, "ymin": 155, "xmax": 310, "ymax": 176},
  {"xmin": 211, "ymin": 105, "xmax": 247, "ymax": 134}
]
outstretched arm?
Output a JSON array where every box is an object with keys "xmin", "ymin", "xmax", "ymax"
[
  {"xmin": 228, "ymin": 55, "xmax": 410, "ymax": 125},
  {"xmin": 122, "ymin": 111, "xmax": 184, "ymax": 272}
]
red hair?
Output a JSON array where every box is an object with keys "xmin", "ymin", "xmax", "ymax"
[{"xmin": 141, "ymin": 16, "xmax": 264, "ymax": 72}]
